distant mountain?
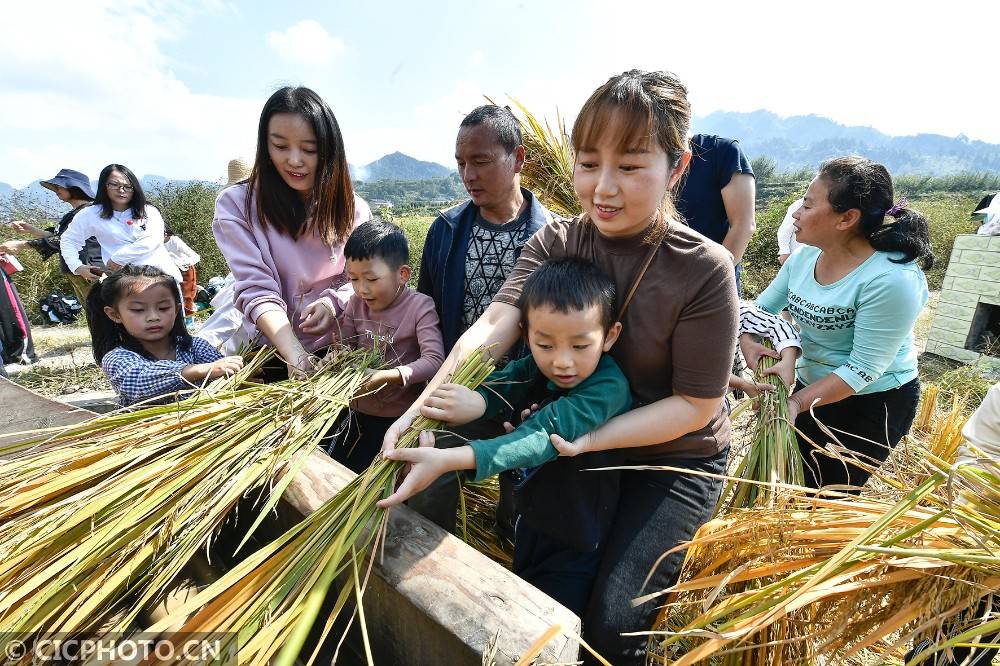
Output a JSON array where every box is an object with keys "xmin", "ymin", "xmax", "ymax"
[
  {"xmin": 356, "ymin": 152, "xmax": 453, "ymax": 182},
  {"xmin": 141, "ymin": 174, "xmax": 170, "ymax": 191},
  {"xmin": 693, "ymin": 110, "xmax": 1000, "ymax": 175},
  {"xmin": 0, "ymin": 175, "xmax": 204, "ymax": 216}
]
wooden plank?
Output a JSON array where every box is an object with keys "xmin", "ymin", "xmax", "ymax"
[
  {"xmin": 2, "ymin": 380, "xmax": 581, "ymax": 664},
  {"xmin": 0, "ymin": 377, "xmax": 96, "ymax": 440},
  {"xmin": 285, "ymin": 452, "xmax": 580, "ymax": 664}
]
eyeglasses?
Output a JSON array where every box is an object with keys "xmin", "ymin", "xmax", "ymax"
[{"xmin": 106, "ymin": 181, "xmax": 134, "ymax": 192}]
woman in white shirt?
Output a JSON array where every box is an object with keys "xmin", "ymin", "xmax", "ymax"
[{"xmin": 60, "ymin": 164, "xmax": 181, "ymax": 286}]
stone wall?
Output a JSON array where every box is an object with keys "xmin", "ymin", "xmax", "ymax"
[{"xmin": 926, "ymin": 234, "xmax": 1000, "ymax": 363}]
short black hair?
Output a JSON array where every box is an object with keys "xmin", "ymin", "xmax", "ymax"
[
  {"xmin": 517, "ymin": 258, "xmax": 617, "ymax": 334},
  {"xmin": 344, "ymin": 220, "xmax": 409, "ymax": 269},
  {"xmin": 459, "ymin": 105, "xmax": 522, "ymax": 155}
]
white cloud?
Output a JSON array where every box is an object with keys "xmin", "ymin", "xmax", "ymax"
[
  {"xmin": 0, "ymin": 1, "xmax": 260, "ymax": 186},
  {"xmin": 265, "ymin": 20, "xmax": 345, "ymax": 68},
  {"xmin": 467, "ymin": 51, "xmax": 484, "ymax": 69}
]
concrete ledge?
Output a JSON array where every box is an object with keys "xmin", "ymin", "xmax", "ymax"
[{"xmin": 0, "ymin": 378, "xmax": 580, "ymax": 665}]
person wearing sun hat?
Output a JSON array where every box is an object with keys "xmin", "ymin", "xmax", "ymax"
[
  {"xmin": 225, "ymin": 158, "xmax": 252, "ymax": 188},
  {"xmin": 0, "ymin": 168, "xmax": 101, "ymax": 304}
]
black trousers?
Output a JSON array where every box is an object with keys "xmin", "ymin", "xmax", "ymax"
[
  {"xmin": 513, "ymin": 519, "xmax": 602, "ymax": 617},
  {"xmin": 583, "ymin": 451, "xmax": 727, "ymax": 665},
  {"xmin": 326, "ymin": 411, "xmax": 397, "ymax": 475},
  {"xmin": 794, "ymin": 378, "xmax": 920, "ymax": 489}
]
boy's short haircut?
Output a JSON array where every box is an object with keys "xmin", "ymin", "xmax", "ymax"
[
  {"xmin": 344, "ymin": 220, "xmax": 409, "ymax": 269},
  {"xmin": 517, "ymin": 258, "xmax": 617, "ymax": 333}
]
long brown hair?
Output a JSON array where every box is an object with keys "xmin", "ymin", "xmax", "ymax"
[
  {"xmin": 248, "ymin": 86, "xmax": 355, "ymax": 244},
  {"xmin": 571, "ymin": 70, "xmax": 691, "ymax": 228}
]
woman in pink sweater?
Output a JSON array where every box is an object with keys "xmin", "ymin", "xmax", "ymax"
[{"xmin": 213, "ymin": 86, "xmax": 372, "ymax": 376}]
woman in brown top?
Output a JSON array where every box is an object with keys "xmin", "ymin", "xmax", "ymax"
[{"xmin": 382, "ymin": 70, "xmax": 738, "ymax": 664}]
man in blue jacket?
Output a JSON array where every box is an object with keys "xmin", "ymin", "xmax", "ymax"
[
  {"xmin": 413, "ymin": 104, "xmax": 551, "ymax": 533},
  {"xmin": 417, "ymin": 105, "xmax": 551, "ymax": 354}
]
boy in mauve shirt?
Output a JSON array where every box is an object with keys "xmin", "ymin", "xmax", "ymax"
[{"xmin": 331, "ymin": 220, "xmax": 445, "ymax": 473}]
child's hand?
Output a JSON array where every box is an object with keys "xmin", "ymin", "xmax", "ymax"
[
  {"xmin": 761, "ymin": 349, "xmax": 797, "ymax": 390},
  {"xmin": 377, "ymin": 432, "xmax": 473, "ymax": 507},
  {"xmin": 729, "ymin": 375, "xmax": 775, "ymax": 399},
  {"xmin": 502, "ymin": 403, "xmax": 541, "ymax": 433},
  {"xmin": 299, "ymin": 298, "xmax": 337, "ymax": 335},
  {"xmin": 419, "ymin": 383, "xmax": 486, "ymax": 425},
  {"xmin": 362, "ymin": 369, "xmax": 401, "ymax": 393},
  {"xmin": 739, "ymin": 334, "xmax": 780, "ymax": 372},
  {"xmin": 183, "ymin": 356, "xmax": 244, "ymax": 383}
]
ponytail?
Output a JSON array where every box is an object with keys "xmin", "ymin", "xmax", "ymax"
[
  {"xmin": 818, "ymin": 156, "xmax": 935, "ymax": 270},
  {"xmin": 868, "ymin": 208, "xmax": 934, "ymax": 270},
  {"xmin": 85, "ymin": 264, "xmax": 191, "ymax": 364}
]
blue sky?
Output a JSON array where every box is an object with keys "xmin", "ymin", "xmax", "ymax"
[{"xmin": 1, "ymin": 0, "xmax": 997, "ymax": 187}]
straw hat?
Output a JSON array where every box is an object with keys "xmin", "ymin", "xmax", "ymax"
[{"xmin": 225, "ymin": 158, "xmax": 252, "ymax": 187}]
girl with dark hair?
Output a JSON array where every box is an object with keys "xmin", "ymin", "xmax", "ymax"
[
  {"xmin": 60, "ymin": 164, "xmax": 181, "ymax": 287},
  {"xmin": 87, "ymin": 265, "xmax": 243, "ymax": 407},
  {"xmin": 382, "ymin": 70, "xmax": 738, "ymax": 664},
  {"xmin": 213, "ymin": 86, "xmax": 372, "ymax": 377},
  {"xmin": 743, "ymin": 155, "xmax": 932, "ymax": 489}
]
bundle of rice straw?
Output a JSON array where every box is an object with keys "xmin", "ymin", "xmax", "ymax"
[
  {"xmin": 717, "ymin": 341, "xmax": 803, "ymax": 513},
  {"xmin": 0, "ymin": 346, "xmax": 380, "ymax": 651},
  {"xmin": 460, "ymin": 477, "xmax": 514, "ymax": 569},
  {"xmin": 140, "ymin": 349, "xmax": 496, "ymax": 666},
  {"xmin": 506, "ymin": 98, "xmax": 581, "ymax": 218},
  {"xmin": 644, "ymin": 391, "xmax": 999, "ymax": 665}
]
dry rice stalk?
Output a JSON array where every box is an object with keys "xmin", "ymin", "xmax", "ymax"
[
  {"xmin": 140, "ymin": 349, "xmax": 497, "ymax": 666},
  {"xmin": 459, "ymin": 477, "xmax": 514, "ymax": 568},
  {"xmin": 505, "ymin": 98, "xmax": 580, "ymax": 218},
  {"xmin": 644, "ymin": 395, "xmax": 998, "ymax": 666},
  {"xmin": 0, "ymin": 346, "xmax": 381, "ymax": 653}
]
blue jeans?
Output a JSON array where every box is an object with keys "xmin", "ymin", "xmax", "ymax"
[{"xmin": 582, "ymin": 449, "xmax": 727, "ymax": 665}]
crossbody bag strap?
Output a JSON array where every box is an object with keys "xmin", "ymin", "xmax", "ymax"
[{"xmin": 615, "ymin": 225, "xmax": 668, "ymax": 322}]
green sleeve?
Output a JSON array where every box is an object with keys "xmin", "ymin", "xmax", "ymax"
[
  {"xmin": 475, "ymin": 355, "xmax": 540, "ymax": 420},
  {"xmin": 469, "ymin": 356, "xmax": 632, "ymax": 481}
]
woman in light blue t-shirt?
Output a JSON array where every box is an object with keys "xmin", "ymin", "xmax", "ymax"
[{"xmin": 743, "ymin": 156, "xmax": 933, "ymax": 489}]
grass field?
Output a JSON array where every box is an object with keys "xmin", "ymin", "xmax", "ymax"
[{"xmin": 5, "ymin": 204, "xmax": 997, "ymax": 409}]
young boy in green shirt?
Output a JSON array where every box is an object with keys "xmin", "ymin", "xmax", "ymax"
[{"xmin": 380, "ymin": 258, "xmax": 632, "ymax": 614}]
